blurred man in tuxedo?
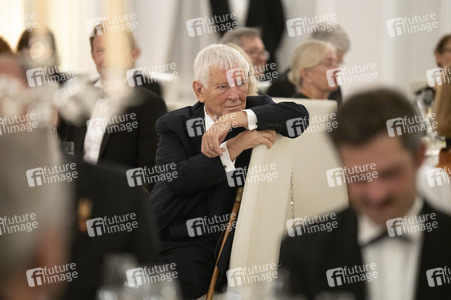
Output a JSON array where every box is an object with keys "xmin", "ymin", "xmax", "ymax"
[
  {"xmin": 73, "ymin": 25, "xmax": 167, "ymax": 193},
  {"xmin": 220, "ymin": 27, "xmax": 268, "ymax": 78},
  {"xmin": 279, "ymin": 88, "xmax": 451, "ymax": 300},
  {"xmin": 149, "ymin": 44, "xmax": 309, "ymax": 299}
]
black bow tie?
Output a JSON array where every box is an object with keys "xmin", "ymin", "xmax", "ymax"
[{"xmin": 362, "ymin": 231, "xmax": 410, "ymax": 247}]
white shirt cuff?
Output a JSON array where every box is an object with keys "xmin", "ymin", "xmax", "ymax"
[
  {"xmin": 243, "ymin": 109, "xmax": 258, "ymax": 130},
  {"xmin": 219, "ymin": 141, "xmax": 236, "ymax": 172}
]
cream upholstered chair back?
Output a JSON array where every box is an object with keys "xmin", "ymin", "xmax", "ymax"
[{"xmin": 226, "ymin": 98, "xmax": 348, "ymax": 296}]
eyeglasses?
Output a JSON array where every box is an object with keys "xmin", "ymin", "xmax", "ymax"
[
  {"xmin": 245, "ymin": 49, "xmax": 270, "ymax": 60},
  {"xmin": 318, "ymin": 58, "xmax": 339, "ymax": 68}
]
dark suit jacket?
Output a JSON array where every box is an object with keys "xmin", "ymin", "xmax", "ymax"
[
  {"xmin": 279, "ymin": 202, "xmax": 451, "ymax": 300},
  {"xmin": 209, "ymin": 0, "xmax": 285, "ymax": 68},
  {"xmin": 64, "ymin": 159, "xmax": 159, "ymax": 300},
  {"xmin": 74, "ymin": 86, "xmax": 167, "ymax": 190}
]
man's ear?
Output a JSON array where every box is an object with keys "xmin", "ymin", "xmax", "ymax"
[{"xmin": 193, "ymin": 81, "xmax": 205, "ymax": 103}]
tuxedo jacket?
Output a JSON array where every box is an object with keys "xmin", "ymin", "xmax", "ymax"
[
  {"xmin": 64, "ymin": 159, "xmax": 160, "ymax": 300},
  {"xmin": 209, "ymin": 0, "xmax": 285, "ymax": 67},
  {"xmin": 279, "ymin": 202, "xmax": 451, "ymax": 300},
  {"xmin": 74, "ymin": 86, "xmax": 167, "ymax": 175}
]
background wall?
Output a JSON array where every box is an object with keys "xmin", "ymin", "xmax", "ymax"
[{"xmin": 1, "ymin": 0, "xmax": 450, "ymax": 105}]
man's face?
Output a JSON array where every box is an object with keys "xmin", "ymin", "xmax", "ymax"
[
  {"xmin": 193, "ymin": 67, "xmax": 248, "ymax": 118},
  {"xmin": 339, "ymin": 134, "xmax": 424, "ymax": 226},
  {"xmin": 435, "ymin": 39, "xmax": 451, "ymax": 68},
  {"xmin": 91, "ymin": 34, "xmax": 139, "ymax": 79},
  {"xmin": 241, "ymin": 36, "xmax": 267, "ymax": 75}
]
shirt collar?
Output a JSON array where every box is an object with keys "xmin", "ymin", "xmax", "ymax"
[
  {"xmin": 358, "ymin": 196, "xmax": 424, "ymax": 246},
  {"xmin": 204, "ymin": 105, "xmax": 215, "ymax": 131}
]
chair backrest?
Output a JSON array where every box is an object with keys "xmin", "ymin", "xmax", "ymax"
[{"xmin": 227, "ymin": 98, "xmax": 348, "ymax": 295}]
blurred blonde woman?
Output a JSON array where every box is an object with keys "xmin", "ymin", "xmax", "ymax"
[
  {"xmin": 226, "ymin": 43, "xmax": 259, "ymax": 96},
  {"xmin": 288, "ymin": 40, "xmax": 339, "ymax": 101}
]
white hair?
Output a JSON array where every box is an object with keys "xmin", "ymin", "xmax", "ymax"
[{"xmin": 193, "ymin": 44, "xmax": 250, "ymax": 88}]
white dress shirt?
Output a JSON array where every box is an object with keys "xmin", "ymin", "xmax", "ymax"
[
  {"xmin": 204, "ymin": 107, "xmax": 257, "ymax": 172},
  {"xmin": 83, "ymin": 80, "xmax": 114, "ymax": 164},
  {"xmin": 358, "ymin": 197, "xmax": 424, "ymax": 300}
]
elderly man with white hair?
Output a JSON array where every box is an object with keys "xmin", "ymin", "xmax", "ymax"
[{"xmin": 148, "ymin": 44, "xmax": 309, "ymax": 299}]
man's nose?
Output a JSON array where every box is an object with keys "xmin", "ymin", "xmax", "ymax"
[{"xmin": 364, "ymin": 179, "xmax": 391, "ymax": 205}]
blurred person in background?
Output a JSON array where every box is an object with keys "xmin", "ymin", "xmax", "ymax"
[
  {"xmin": 280, "ymin": 88, "xmax": 451, "ymax": 300},
  {"xmin": 288, "ymin": 40, "xmax": 340, "ymax": 102},
  {"xmin": 415, "ymin": 34, "xmax": 451, "ymax": 101},
  {"xmin": 0, "ymin": 55, "xmax": 71, "ymax": 300},
  {"xmin": 220, "ymin": 27, "xmax": 269, "ymax": 79},
  {"xmin": 267, "ymin": 24, "xmax": 350, "ymax": 105},
  {"xmin": 433, "ymin": 63, "xmax": 451, "ymax": 170},
  {"xmin": 71, "ymin": 24, "xmax": 167, "ymax": 193},
  {"xmin": 226, "ymin": 42, "xmax": 259, "ymax": 96},
  {"xmin": 210, "ymin": 0, "xmax": 285, "ymax": 70}
]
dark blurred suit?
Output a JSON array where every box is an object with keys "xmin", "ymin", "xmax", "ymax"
[
  {"xmin": 73, "ymin": 86, "xmax": 166, "ymax": 191},
  {"xmin": 209, "ymin": 0, "xmax": 285, "ymax": 69},
  {"xmin": 279, "ymin": 201, "xmax": 451, "ymax": 300},
  {"xmin": 64, "ymin": 159, "xmax": 159, "ymax": 300}
]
